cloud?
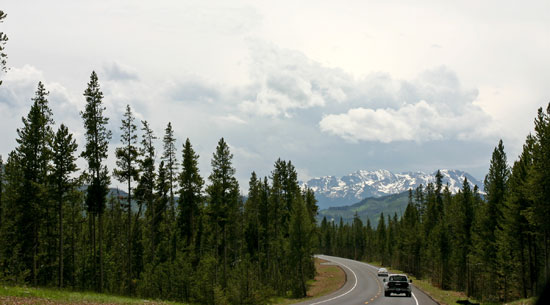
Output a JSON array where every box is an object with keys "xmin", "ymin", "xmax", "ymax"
[
  {"xmin": 318, "ymin": 66, "xmax": 491, "ymax": 144},
  {"xmin": 319, "ymin": 100, "xmax": 489, "ymax": 143},
  {"xmin": 170, "ymin": 80, "xmax": 220, "ymax": 104},
  {"xmin": 233, "ymin": 42, "xmax": 492, "ymax": 144},
  {"xmin": 238, "ymin": 41, "xmax": 350, "ymax": 117},
  {"xmin": 103, "ymin": 62, "xmax": 139, "ymax": 81},
  {"xmin": 318, "ymin": 66, "xmax": 491, "ymax": 143}
]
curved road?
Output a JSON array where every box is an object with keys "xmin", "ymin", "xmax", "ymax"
[{"xmin": 294, "ymin": 255, "xmax": 439, "ymax": 305}]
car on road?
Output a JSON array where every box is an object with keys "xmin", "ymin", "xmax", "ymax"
[
  {"xmin": 377, "ymin": 267, "xmax": 388, "ymax": 277},
  {"xmin": 383, "ymin": 274, "xmax": 412, "ymax": 297}
]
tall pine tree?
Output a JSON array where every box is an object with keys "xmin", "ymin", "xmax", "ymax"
[
  {"xmin": 113, "ymin": 104, "xmax": 140, "ymax": 292},
  {"xmin": 206, "ymin": 138, "xmax": 240, "ymax": 289},
  {"xmin": 15, "ymin": 82, "xmax": 54, "ymax": 285},
  {"xmin": 51, "ymin": 124, "xmax": 79, "ymax": 288},
  {"xmin": 80, "ymin": 71, "xmax": 111, "ymax": 292},
  {"xmin": 177, "ymin": 138, "xmax": 203, "ymax": 248}
]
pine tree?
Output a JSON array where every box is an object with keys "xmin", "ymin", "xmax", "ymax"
[
  {"xmin": 377, "ymin": 213, "xmax": 387, "ymax": 265},
  {"xmin": 0, "ymin": 152, "xmax": 25, "ymax": 281},
  {"xmin": 244, "ymin": 172, "xmax": 260, "ymax": 259},
  {"xmin": 352, "ymin": 212, "xmax": 365, "ymax": 261},
  {"xmin": 162, "ymin": 122, "xmax": 178, "ymax": 221},
  {"xmin": 135, "ymin": 120, "xmax": 157, "ymax": 267},
  {"xmin": 80, "ymin": 71, "xmax": 111, "ymax": 291},
  {"xmin": 177, "ymin": 138, "xmax": 203, "ymax": 248},
  {"xmin": 289, "ymin": 195, "xmax": 313, "ymax": 297},
  {"xmin": 155, "ymin": 161, "xmax": 170, "ymax": 260},
  {"xmin": 15, "ymin": 82, "xmax": 54, "ymax": 285},
  {"xmin": 206, "ymin": 138, "xmax": 240, "ymax": 289},
  {"xmin": 526, "ymin": 104, "xmax": 550, "ymax": 290},
  {"xmin": 113, "ymin": 104, "xmax": 140, "ymax": 292},
  {"xmin": 486, "ymin": 140, "xmax": 510, "ymax": 300},
  {"xmin": 51, "ymin": 124, "xmax": 79, "ymax": 287}
]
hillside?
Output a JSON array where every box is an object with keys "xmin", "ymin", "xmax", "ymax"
[{"xmin": 317, "ymin": 191, "xmax": 409, "ymax": 227}]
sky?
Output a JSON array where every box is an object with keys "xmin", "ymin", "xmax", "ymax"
[{"xmin": 1, "ymin": 0, "xmax": 549, "ymax": 190}]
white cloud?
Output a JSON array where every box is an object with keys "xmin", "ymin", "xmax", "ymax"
[
  {"xmin": 319, "ymin": 99, "xmax": 491, "ymax": 143},
  {"xmin": 232, "ymin": 42, "xmax": 493, "ymax": 144},
  {"xmin": 239, "ymin": 41, "xmax": 350, "ymax": 117}
]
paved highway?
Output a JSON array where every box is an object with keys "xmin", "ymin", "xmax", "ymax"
[{"xmin": 294, "ymin": 255, "xmax": 439, "ymax": 305}]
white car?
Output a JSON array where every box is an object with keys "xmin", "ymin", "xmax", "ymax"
[{"xmin": 377, "ymin": 267, "xmax": 389, "ymax": 277}]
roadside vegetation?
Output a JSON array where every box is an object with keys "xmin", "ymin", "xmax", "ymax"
[
  {"xmin": 0, "ymin": 285, "xmax": 185, "ymax": 304},
  {"xmin": 272, "ymin": 258, "xmax": 346, "ymax": 305},
  {"xmin": 375, "ymin": 264, "xmax": 536, "ymax": 305},
  {"xmin": 317, "ymin": 103, "xmax": 550, "ymax": 304}
]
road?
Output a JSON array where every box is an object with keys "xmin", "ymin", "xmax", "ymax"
[{"xmin": 294, "ymin": 255, "xmax": 439, "ymax": 305}]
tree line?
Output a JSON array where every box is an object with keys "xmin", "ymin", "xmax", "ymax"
[
  {"xmin": 0, "ymin": 72, "xmax": 318, "ymax": 304},
  {"xmin": 318, "ymin": 103, "xmax": 550, "ymax": 304}
]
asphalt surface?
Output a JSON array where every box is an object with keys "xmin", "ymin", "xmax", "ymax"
[{"xmin": 294, "ymin": 255, "xmax": 439, "ymax": 305}]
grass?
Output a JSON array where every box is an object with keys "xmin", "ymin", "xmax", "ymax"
[
  {"xmin": 503, "ymin": 298, "xmax": 537, "ymax": 305},
  {"xmin": 0, "ymin": 285, "xmax": 187, "ymax": 304},
  {"xmin": 368, "ymin": 262, "xmax": 539, "ymax": 305},
  {"xmin": 272, "ymin": 258, "xmax": 346, "ymax": 305}
]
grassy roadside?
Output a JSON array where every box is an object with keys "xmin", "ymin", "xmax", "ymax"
[
  {"xmin": 368, "ymin": 262, "xmax": 536, "ymax": 305},
  {"xmin": 0, "ymin": 258, "xmax": 345, "ymax": 305},
  {"xmin": 0, "ymin": 285, "xmax": 187, "ymax": 305},
  {"xmin": 272, "ymin": 258, "xmax": 346, "ymax": 305}
]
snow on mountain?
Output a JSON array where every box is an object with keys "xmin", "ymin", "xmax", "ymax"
[{"xmin": 301, "ymin": 169, "xmax": 483, "ymax": 209}]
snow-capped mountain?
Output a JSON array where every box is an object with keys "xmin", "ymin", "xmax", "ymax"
[{"xmin": 301, "ymin": 169, "xmax": 483, "ymax": 209}]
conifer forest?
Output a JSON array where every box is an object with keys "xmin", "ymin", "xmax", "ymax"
[
  {"xmin": 2, "ymin": 70, "xmax": 550, "ymax": 304},
  {"xmin": 318, "ymin": 108, "xmax": 550, "ymax": 303},
  {"xmin": 1, "ymin": 7, "xmax": 550, "ymax": 305},
  {"xmin": 0, "ymin": 74, "xmax": 318, "ymax": 304}
]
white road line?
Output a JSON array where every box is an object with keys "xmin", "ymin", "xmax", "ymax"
[
  {"xmin": 309, "ymin": 259, "xmax": 358, "ymax": 305},
  {"xmin": 412, "ymin": 292, "xmax": 419, "ymax": 305}
]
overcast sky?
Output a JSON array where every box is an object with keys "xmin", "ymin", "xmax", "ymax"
[{"xmin": 1, "ymin": 0, "xmax": 549, "ymax": 190}]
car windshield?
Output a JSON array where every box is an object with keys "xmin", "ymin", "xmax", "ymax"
[
  {"xmin": 390, "ymin": 275, "xmax": 407, "ymax": 281},
  {"xmin": 379, "ymin": 269, "xmax": 387, "ymax": 272}
]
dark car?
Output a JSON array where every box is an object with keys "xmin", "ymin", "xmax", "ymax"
[{"xmin": 384, "ymin": 274, "xmax": 412, "ymax": 297}]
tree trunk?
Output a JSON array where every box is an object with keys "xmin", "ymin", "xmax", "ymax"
[
  {"xmin": 127, "ymin": 180, "xmax": 132, "ymax": 293},
  {"xmin": 71, "ymin": 200, "xmax": 76, "ymax": 288},
  {"xmin": 545, "ymin": 231, "xmax": 549, "ymax": 289},
  {"xmin": 99, "ymin": 211, "xmax": 104, "ymax": 292},
  {"xmin": 59, "ymin": 193, "xmax": 64, "ymax": 288},
  {"xmin": 33, "ymin": 220, "xmax": 38, "ymax": 286},
  {"xmin": 93, "ymin": 213, "xmax": 97, "ymax": 290},
  {"xmin": 223, "ymin": 224, "xmax": 227, "ymax": 288},
  {"xmin": 520, "ymin": 234, "xmax": 527, "ymax": 298}
]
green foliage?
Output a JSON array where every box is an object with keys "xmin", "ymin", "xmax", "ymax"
[
  {"xmin": 162, "ymin": 122, "xmax": 178, "ymax": 218},
  {"xmin": 80, "ymin": 71, "xmax": 112, "ymax": 292},
  {"xmin": 114, "ymin": 104, "xmax": 141, "ymax": 293},
  {"xmin": 318, "ymin": 104, "xmax": 550, "ymax": 304},
  {"xmin": 177, "ymin": 138, "xmax": 203, "ymax": 248},
  {"xmin": 51, "ymin": 124, "xmax": 79, "ymax": 288}
]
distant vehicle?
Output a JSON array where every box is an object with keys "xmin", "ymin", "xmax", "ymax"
[
  {"xmin": 383, "ymin": 274, "xmax": 412, "ymax": 297},
  {"xmin": 377, "ymin": 268, "xmax": 388, "ymax": 277}
]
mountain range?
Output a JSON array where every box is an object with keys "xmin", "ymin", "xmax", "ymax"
[{"xmin": 302, "ymin": 169, "xmax": 483, "ymax": 210}]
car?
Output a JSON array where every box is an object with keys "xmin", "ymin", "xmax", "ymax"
[
  {"xmin": 377, "ymin": 267, "xmax": 388, "ymax": 277},
  {"xmin": 383, "ymin": 273, "xmax": 412, "ymax": 297}
]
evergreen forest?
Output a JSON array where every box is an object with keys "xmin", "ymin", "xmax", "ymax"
[
  {"xmin": 318, "ymin": 104, "xmax": 550, "ymax": 303},
  {"xmin": 0, "ymin": 75, "xmax": 318, "ymax": 304}
]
